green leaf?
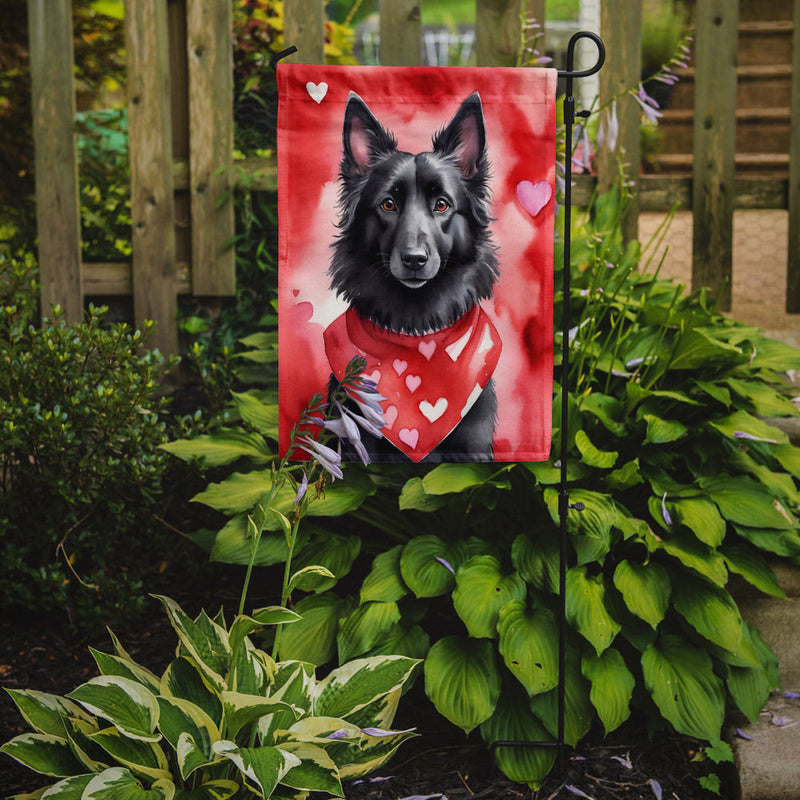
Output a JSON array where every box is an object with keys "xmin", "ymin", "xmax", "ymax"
[
  {"xmin": 479, "ymin": 681, "xmax": 555, "ymax": 789},
  {"xmin": 159, "ymin": 658, "xmax": 222, "ymax": 728},
  {"xmin": 452, "ymin": 556, "xmax": 526, "ymax": 639},
  {"xmin": 672, "ymin": 575, "xmax": 743, "ymax": 652},
  {"xmin": 642, "ymin": 634, "xmax": 725, "ymax": 741},
  {"xmin": 288, "ymin": 565, "xmax": 336, "ymax": 594},
  {"xmin": 693, "ymin": 380, "xmax": 731, "ymax": 407},
  {"xmin": 648, "ymin": 528, "xmax": 728, "ymax": 586},
  {"xmin": 708, "ymin": 410, "xmax": 788, "ymax": 445},
  {"xmin": 721, "ymin": 543, "xmax": 786, "ymax": 598},
  {"xmin": 424, "ymin": 636, "xmax": 501, "ymax": 733},
  {"xmin": 360, "ymin": 545, "xmax": 409, "ymax": 603},
  {"xmin": 612, "ymin": 560, "xmax": 670, "ymax": 629},
  {"xmin": 231, "ymin": 391, "xmax": 279, "ymax": 437},
  {"xmin": 221, "ymin": 692, "xmax": 297, "ymax": 740},
  {"xmin": 212, "ymin": 741, "xmax": 299, "ymax": 797},
  {"xmin": 748, "ymin": 337, "xmax": 800, "ymax": 371},
  {"xmin": 668, "ymin": 328, "xmax": 743, "ymax": 371},
  {"xmin": 727, "ymin": 662, "xmax": 772, "ymax": 724},
  {"xmin": 0, "ymin": 733, "xmax": 85, "ymax": 777},
  {"xmin": 511, "ymin": 534, "xmax": 559, "ymax": 593},
  {"xmin": 606, "ymin": 458, "xmax": 644, "ymax": 490},
  {"xmin": 337, "ymin": 601, "xmax": 402, "ymax": 662},
  {"xmin": 277, "ymin": 593, "xmax": 351, "ymax": 665},
  {"xmin": 192, "ymin": 471, "xmax": 275, "ymax": 515},
  {"xmin": 581, "ymin": 649, "xmax": 635, "ymax": 734},
  {"xmin": 421, "ymin": 463, "xmax": 494, "ymax": 494},
  {"xmin": 209, "ymin": 516, "xmax": 293, "ymax": 567},
  {"xmin": 566, "ymin": 566, "xmax": 621, "ymax": 655},
  {"xmin": 67, "ymin": 676, "xmax": 160, "ymax": 742},
  {"xmin": 29, "ymin": 773, "xmax": 94, "ymax": 798},
  {"xmin": 399, "ymin": 536, "xmax": 467, "ymax": 598},
  {"xmin": 90, "ymin": 650, "xmax": 161, "ymax": 694},
  {"xmin": 669, "ymin": 496, "xmax": 726, "ymax": 547},
  {"xmin": 276, "ymin": 741, "xmax": 343, "ymax": 796},
  {"xmin": 362, "ymin": 624, "xmax": 430, "ymax": 660},
  {"xmin": 156, "ymin": 696, "xmax": 219, "ymax": 779},
  {"xmin": 291, "ymin": 535, "xmax": 361, "ymax": 592},
  {"xmin": 643, "ymin": 414, "xmax": 688, "ymax": 444},
  {"xmin": 497, "ymin": 601, "xmax": 559, "ymax": 696},
  {"xmin": 88, "ymin": 727, "xmax": 170, "ymax": 782},
  {"xmin": 575, "ymin": 429, "xmax": 618, "ymax": 468},
  {"xmin": 725, "ymin": 378, "xmax": 799, "ymax": 417},
  {"xmin": 398, "ymin": 477, "xmax": 450, "ymax": 511},
  {"xmin": 4, "ymin": 689, "xmax": 93, "ymax": 737},
  {"xmin": 733, "ymin": 524, "xmax": 800, "ymax": 558},
  {"xmin": 82, "ymin": 768, "xmax": 174, "ymax": 799},
  {"xmin": 700, "ymin": 474, "xmax": 796, "ymax": 530},
  {"xmin": 173, "ymin": 780, "xmax": 239, "ymax": 800},
  {"xmin": 160, "ymin": 428, "xmax": 272, "ymax": 467},
  {"xmin": 580, "ymin": 392, "xmax": 627, "ymax": 436},
  {"xmin": 228, "ymin": 609, "xmax": 300, "ymax": 656},
  {"xmin": 772, "ymin": 443, "xmax": 800, "ymax": 477}
]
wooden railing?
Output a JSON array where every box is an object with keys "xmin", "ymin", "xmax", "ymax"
[{"xmin": 27, "ymin": 0, "xmax": 800, "ymax": 355}]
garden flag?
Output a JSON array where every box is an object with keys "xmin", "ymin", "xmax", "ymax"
[{"xmin": 278, "ymin": 65, "xmax": 557, "ymax": 462}]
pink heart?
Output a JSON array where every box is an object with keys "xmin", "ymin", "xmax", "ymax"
[
  {"xmin": 405, "ymin": 374, "xmax": 421, "ymax": 393},
  {"xmin": 418, "ymin": 340, "xmax": 436, "ymax": 361},
  {"xmin": 516, "ymin": 180, "xmax": 552, "ymax": 218},
  {"xmin": 392, "ymin": 358, "xmax": 408, "ymax": 376},
  {"xmin": 384, "ymin": 405, "xmax": 398, "ymax": 429},
  {"xmin": 399, "ymin": 428, "xmax": 419, "ymax": 449},
  {"xmin": 365, "ymin": 369, "xmax": 381, "ymax": 385}
]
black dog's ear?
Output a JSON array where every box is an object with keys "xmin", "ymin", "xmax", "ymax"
[
  {"xmin": 342, "ymin": 92, "xmax": 397, "ymax": 176},
  {"xmin": 433, "ymin": 92, "xmax": 486, "ymax": 178}
]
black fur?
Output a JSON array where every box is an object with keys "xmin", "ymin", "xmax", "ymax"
[{"xmin": 329, "ymin": 92, "xmax": 500, "ymax": 461}]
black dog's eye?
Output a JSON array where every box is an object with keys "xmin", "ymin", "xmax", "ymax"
[
  {"xmin": 434, "ymin": 197, "xmax": 450, "ymax": 213},
  {"xmin": 380, "ymin": 198, "xmax": 396, "ymax": 212}
]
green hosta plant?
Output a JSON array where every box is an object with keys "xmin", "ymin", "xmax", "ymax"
[{"xmin": 1, "ymin": 595, "xmax": 419, "ymax": 799}]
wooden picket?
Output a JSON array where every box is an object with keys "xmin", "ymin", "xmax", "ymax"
[{"xmin": 25, "ymin": 0, "xmax": 800, "ymax": 357}]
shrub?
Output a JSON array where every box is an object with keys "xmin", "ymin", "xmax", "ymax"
[
  {"xmin": 0, "ymin": 253, "xmax": 175, "ymax": 623},
  {"xmin": 1, "ymin": 595, "xmax": 419, "ymax": 798}
]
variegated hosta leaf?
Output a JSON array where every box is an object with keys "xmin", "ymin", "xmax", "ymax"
[
  {"xmin": 642, "ymin": 634, "xmax": 725, "ymax": 741},
  {"xmin": 90, "ymin": 649, "xmax": 161, "ymax": 694},
  {"xmin": 171, "ymin": 779, "xmax": 240, "ymax": 799},
  {"xmin": 39, "ymin": 773, "xmax": 94, "ymax": 797},
  {"xmin": 360, "ymin": 545, "xmax": 409, "ymax": 604},
  {"xmin": 156, "ymin": 696, "xmax": 219, "ymax": 778},
  {"xmin": 61, "ymin": 716, "xmax": 106, "ymax": 773},
  {"xmin": 612, "ymin": 560, "xmax": 670, "ymax": 629},
  {"xmin": 496, "ymin": 601, "xmax": 559, "ymax": 696},
  {"xmin": 480, "ymin": 681, "xmax": 555, "ymax": 790},
  {"xmin": 258, "ymin": 662, "xmax": 315, "ymax": 745},
  {"xmin": 212, "ymin": 741, "xmax": 300, "ymax": 798},
  {"xmin": 155, "ymin": 596, "xmax": 231, "ymax": 690},
  {"xmin": 581, "ymin": 649, "xmax": 635, "ymax": 734},
  {"xmin": 565, "ymin": 566, "xmax": 621, "ymax": 655},
  {"xmin": 228, "ymin": 610, "xmax": 299, "ymax": 657},
  {"xmin": 335, "ymin": 725, "xmax": 418, "ymax": 781},
  {"xmin": 4, "ymin": 689, "xmax": 93, "ymax": 737},
  {"xmin": 452, "ymin": 556, "xmax": 526, "ymax": 639},
  {"xmin": 230, "ymin": 640, "xmax": 276, "ymax": 696},
  {"xmin": 176, "ymin": 732, "xmax": 216, "ymax": 783},
  {"xmin": 0, "ymin": 732, "xmax": 85, "ymax": 777},
  {"xmin": 88, "ymin": 727, "xmax": 171, "ymax": 782},
  {"xmin": 424, "ymin": 636, "xmax": 501, "ymax": 734},
  {"xmin": 81, "ymin": 767, "xmax": 175, "ymax": 799},
  {"xmin": 221, "ymin": 691, "xmax": 298, "ymax": 740},
  {"xmin": 337, "ymin": 601, "xmax": 401, "ymax": 663},
  {"xmin": 275, "ymin": 741, "xmax": 343, "ymax": 796},
  {"xmin": 66, "ymin": 676, "xmax": 160, "ymax": 742},
  {"xmin": 671, "ymin": 574, "xmax": 743, "ymax": 653},
  {"xmin": 313, "ymin": 656, "xmax": 420, "ymax": 721},
  {"xmin": 160, "ymin": 657, "xmax": 222, "ymax": 727}
]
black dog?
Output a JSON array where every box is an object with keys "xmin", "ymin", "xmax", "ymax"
[{"xmin": 324, "ymin": 92, "xmax": 501, "ymax": 462}]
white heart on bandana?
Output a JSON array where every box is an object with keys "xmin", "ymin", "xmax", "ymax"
[{"xmin": 420, "ymin": 397, "xmax": 448, "ymax": 422}]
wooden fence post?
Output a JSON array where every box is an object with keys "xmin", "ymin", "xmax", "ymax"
[
  {"xmin": 379, "ymin": 0, "xmax": 421, "ymax": 66},
  {"xmin": 126, "ymin": 0, "xmax": 178, "ymax": 355},
  {"xmin": 598, "ymin": 0, "xmax": 641, "ymax": 244},
  {"xmin": 787, "ymin": 0, "xmax": 800, "ymax": 313},
  {"xmin": 28, "ymin": 0, "xmax": 83, "ymax": 325},
  {"xmin": 475, "ymin": 0, "xmax": 540, "ymax": 67},
  {"xmin": 692, "ymin": 0, "xmax": 738, "ymax": 311},
  {"xmin": 284, "ymin": 0, "xmax": 325, "ymax": 64},
  {"xmin": 187, "ymin": 0, "xmax": 235, "ymax": 295}
]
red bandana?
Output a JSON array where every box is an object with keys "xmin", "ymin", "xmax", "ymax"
[{"xmin": 324, "ymin": 305, "xmax": 502, "ymax": 462}]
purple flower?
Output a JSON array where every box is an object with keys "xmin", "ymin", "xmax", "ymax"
[
  {"xmin": 733, "ymin": 431, "xmax": 778, "ymax": 444},
  {"xmin": 611, "ymin": 755, "xmax": 632, "ymax": 769},
  {"xmin": 326, "ymin": 729, "xmax": 351, "ymax": 740},
  {"xmin": 295, "ymin": 435, "xmax": 344, "ymax": 480},
  {"xmin": 362, "ymin": 726, "xmax": 416, "ymax": 737},
  {"xmin": 293, "ymin": 472, "xmax": 308, "ymax": 505},
  {"xmin": 435, "ymin": 556, "xmax": 455, "ymax": 574},
  {"xmin": 649, "ymin": 779, "xmax": 663, "ymax": 800},
  {"xmin": 633, "ymin": 84, "xmax": 662, "ymax": 125},
  {"xmin": 661, "ymin": 492, "xmax": 673, "ymax": 526},
  {"xmin": 565, "ymin": 786, "xmax": 595, "ymax": 799},
  {"xmin": 736, "ymin": 727, "xmax": 755, "ymax": 741},
  {"xmin": 597, "ymin": 100, "xmax": 619, "ymax": 153}
]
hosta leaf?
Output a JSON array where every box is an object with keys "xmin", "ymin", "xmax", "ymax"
[
  {"xmin": 721, "ymin": 543, "xmax": 786, "ymax": 598},
  {"xmin": 291, "ymin": 535, "xmax": 361, "ymax": 592},
  {"xmin": 221, "ymin": 692, "xmax": 297, "ymax": 740},
  {"xmin": 511, "ymin": 534, "xmax": 559, "ymax": 593},
  {"xmin": 668, "ymin": 496, "xmax": 726, "ymax": 547},
  {"xmin": 398, "ymin": 477, "xmax": 450, "ymax": 511},
  {"xmin": 159, "ymin": 428, "xmax": 272, "ymax": 467},
  {"xmin": 399, "ymin": 536, "xmax": 468, "ymax": 598},
  {"xmin": 733, "ymin": 524, "xmax": 800, "ymax": 558},
  {"xmin": 421, "ymin": 463, "xmax": 494, "ymax": 494},
  {"xmin": 4, "ymin": 690, "xmax": 93, "ymax": 737},
  {"xmin": 566, "ymin": 566, "xmax": 621, "ymax": 654},
  {"xmin": 606, "ymin": 459, "xmax": 644, "ymax": 491},
  {"xmin": 672, "ymin": 574, "xmax": 743, "ymax": 653},
  {"xmin": 337, "ymin": 601, "xmax": 402, "ymax": 662},
  {"xmin": 156, "ymin": 696, "xmax": 219, "ymax": 773},
  {"xmin": 528, "ymin": 649, "xmax": 593, "ymax": 747},
  {"xmin": 38, "ymin": 774, "xmax": 94, "ymax": 798},
  {"xmin": 276, "ymin": 741, "xmax": 343, "ymax": 796},
  {"xmin": 748, "ymin": 337, "xmax": 800, "ymax": 371},
  {"xmin": 642, "ymin": 634, "xmax": 725, "ymax": 741},
  {"xmin": 725, "ymin": 378, "xmax": 799, "ymax": 417},
  {"xmin": 581, "ymin": 649, "xmax": 635, "ymax": 734},
  {"xmin": 544, "ymin": 488, "xmax": 617, "ymax": 540},
  {"xmin": 424, "ymin": 636, "xmax": 501, "ymax": 733},
  {"xmin": 643, "ymin": 414, "xmax": 688, "ymax": 444},
  {"xmin": 360, "ymin": 545, "xmax": 409, "ymax": 603},
  {"xmin": 612, "ymin": 560, "xmax": 670, "ymax": 629},
  {"xmin": 497, "ymin": 601, "xmax": 559, "ymax": 696},
  {"xmin": 575, "ymin": 429, "xmax": 618, "ymax": 468},
  {"xmin": 709, "ymin": 410, "xmax": 788, "ymax": 445},
  {"xmin": 88, "ymin": 727, "xmax": 170, "ymax": 782},
  {"xmin": 258, "ymin": 663, "xmax": 315, "ymax": 745},
  {"xmin": 648, "ymin": 528, "xmax": 728, "ymax": 586},
  {"xmin": 175, "ymin": 732, "xmax": 215, "ymax": 782},
  {"xmin": 89, "ymin": 650, "xmax": 161, "ymax": 694},
  {"xmin": 228, "ymin": 609, "xmax": 299, "ymax": 657},
  {"xmin": 452, "ymin": 556, "xmax": 526, "ymax": 639},
  {"xmin": 67, "ymin": 677, "xmax": 160, "ymax": 742},
  {"xmin": 700, "ymin": 475, "xmax": 796, "ymax": 529},
  {"xmin": 209, "ymin": 516, "xmax": 295, "ymax": 567},
  {"xmin": 727, "ymin": 663, "xmax": 772, "ymax": 723},
  {"xmin": 172, "ymin": 780, "xmax": 239, "ymax": 800},
  {"xmin": 192, "ymin": 470, "xmax": 273, "ymax": 514},
  {"xmin": 692, "ymin": 379, "xmax": 731, "ymax": 407},
  {"xmin": 277, "ymin": 592, "xmax": 351, "ymax": 665},
  {"xmin": 668, "ymin": 328, "xmax": 742, "ymax": 370},
  {"xmin": 0, "ymin": 733, "xmax": 85, "ymax": 777},
  {"xmin": 480, "ymin": 681, "xmax": 555, "ymax": 789},
  {"xmin": 212, "ymin": 741, "xmax": 299, "ymax": 797},
  {"xmin": 772, "ymin": 443, "xmax": 800, "ymax": 477},
  {"xmin": 231, "ymin": 391, "xmax": 279, "ymax": 437},
  {"xmin": 580, "ymin": 392, "xmax": 627, "ymax": 436},
  {"xmin": 160, "ymin": 658, "xmax": 222, "ymax": 727},
  {"xmin": 362, "ymin": 624, "xmax": 430, "ymax": 660},
  {"xmin": 82, "ymin": 767, "xmax": 174, "ymax": 799},
  {"xmin": 314, "ymin": 656, "xmax": 420, "ymax": 721}
]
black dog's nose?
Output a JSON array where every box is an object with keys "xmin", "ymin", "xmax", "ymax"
[{"xmin": 402, "ymin": 249, "xmax": 428, "ymax": 271}]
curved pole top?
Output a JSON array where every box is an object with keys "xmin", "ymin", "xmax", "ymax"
[{"xmin": 557, "ymin": 31, "xmax": 605, "ymax": 80}]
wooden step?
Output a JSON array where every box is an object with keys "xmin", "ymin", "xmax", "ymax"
[
  {"xmin": 648, "ymin": 152, "xmax": 789, "ymax": 178},
  {"xmin": 738, "ymin": 20, "xmax": 794, "ymax": 66},
  {"xmin": 738, "ymin": 0, "xmax": 794, "ymax": 22}
]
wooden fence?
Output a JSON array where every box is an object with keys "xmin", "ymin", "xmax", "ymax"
[{"xmin": 27, "ymin": 0, "xmax": 800, "ymax": 355}]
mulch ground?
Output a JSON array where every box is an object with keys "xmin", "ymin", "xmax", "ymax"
[{"xmin": 0, "ymin": 586, "xmax": 732, "ymax": 800}]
